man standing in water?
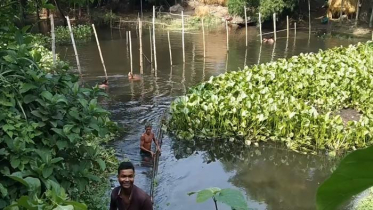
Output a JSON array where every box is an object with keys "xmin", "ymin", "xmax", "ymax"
[
  {"xmin": 140, "ymin": 124, "xmax": 161, "ymax": 158},
  {"xmin": 110, "ymin": 161, "xmax": 153, "ymax": 210}
]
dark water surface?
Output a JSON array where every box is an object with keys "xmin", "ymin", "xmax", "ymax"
[{"xmin": 58, "ymin": 25, "xmax": 366, "ymax": 210}]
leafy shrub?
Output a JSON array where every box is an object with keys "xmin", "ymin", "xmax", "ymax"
[
  {"xmin": 170, "ymin": 42, "xmax": 373, "ymax": 154},
  {"xmin": 0, "ymin": 21, "xmax": 118, "ymax": 209}
]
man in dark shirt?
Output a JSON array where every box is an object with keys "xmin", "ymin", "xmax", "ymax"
[{"xmin": 110, "ymin": 161, "xmax": 153, "ymax": 210}]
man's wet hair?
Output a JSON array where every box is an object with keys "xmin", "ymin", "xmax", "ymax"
[
  {"xmin": 145, "ymin": 123, "xmax": 152, "ymax": 130},
  {"xmin": 118, "ymin": 161, "xmax": 135, "ymax": 174}
]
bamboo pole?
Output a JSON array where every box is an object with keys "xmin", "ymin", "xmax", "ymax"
[
  {"xmin": 182, "ymin": 11, "xmax": 185, "ymax": 63},
  {"xmin": 370, "ymin": 8, "xmax": 373, "ymax": 28},
  {"xmin": 308, "ymin": 0, "xmax": 311, "ymax": 31},
  {"xmin": 259, "ymin": 13, "xmax": 262, "ymax": 43},
  {"xmin": 149, "ymin": 27, "xmax": 153, "ymax": 69},
  {"xmin": 153, "ymin": 6, "xmax": 158, "ymax": 70},
  {"xmin": 92, "ymin": 24, "xmax": 108, "ymax": 79},
  {"xmin": 273, "ymin": 13, "xmax": 277, "ymax": 41},
  {"xmin": 126, "ymin": 31, "xmax": 128, "ymax": 45},
  {"xmin": 244, "ymin": 6, "xmax": 248, "ymax": 47},
  {"xmin": 294, "ymin": 22, "xmax": 297, "ymax": 37},
  {"xmin": 257, "ymin": 44, "xmax": 262, "ymax": 64},
  {"xmin": 139, "ymin": 18, "xmax": 143, "ymax": 74},
  {"xmin": 226, "ymin": 20, "xmax": 229, "ymax": 51},
  {"xmin": 355, "ymin": 0, "xmax": 360, "ymax": 26},
  {"xmin": 50, "ymin": 14, "xmax": 56, "ymax": 65},
  {"xmin": 202, "ymin": 18, "xmax": 206, "ymax": 58},
  {"xmin": 168, "ymin": 31, "xmax": 172, "ymax": 66},
  {"xmin": 271, "ymin": 42, "xmax": 276, "ymax": 62},
  {"xmin": 244, "ymin": 48, "xmax": 247, "ymax": 67},
  {"xmin": 287, "ymin": 16, "xmax": 289, "ymax": 39},
  {"xmin": 66, "ymin": 16, "xmax": 81, "ymax": 75},
  {"xmin": 129, "ymin": 31, "xmax": 133, "ymax": 74}
]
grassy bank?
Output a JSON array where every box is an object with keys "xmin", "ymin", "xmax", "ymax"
[{"xmin": 169, "ymin": 41, "xmax": 373, "ymax": 154}]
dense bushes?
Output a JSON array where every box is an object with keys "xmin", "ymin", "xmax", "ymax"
[
  {"xmin": 0, "ymin": 13, "xmax": 118, "ymax": 210},
  {"xmin": 169, "ymin": 42, "xmax": 373, "ymax": 154},
  {"xmin": 228, "ymin": 0, "xmax": 297, "ymax": 21}
]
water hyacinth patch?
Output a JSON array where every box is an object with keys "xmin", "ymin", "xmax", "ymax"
[{"xmin": 169, "ymin": 41, "xmax": 373, "ymax": 154}]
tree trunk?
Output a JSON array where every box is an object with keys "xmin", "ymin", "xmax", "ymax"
[
  {"xmin": 54, "ymin": 0, "xmax": 67, "ymax": 26},
  {"xmin": 36, "ymin": 0, "xmax": 41, "ymax": 31}
]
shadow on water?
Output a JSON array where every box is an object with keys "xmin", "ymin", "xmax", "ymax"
[{"xmin": 58, "ymin": 25, "xmax": 367, "ymax": 209}]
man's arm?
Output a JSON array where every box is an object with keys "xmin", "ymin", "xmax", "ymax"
[{"xmin": 140, "ymin": 135, "xmax": 154, "ymax": 154}]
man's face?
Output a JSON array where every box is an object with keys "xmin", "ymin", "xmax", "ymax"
[
  {"xmin": 146, "ymin": 127, "xmax": 152, "ymax": 135},
  {"xmin": 118, "ymin": 169, "xmax": 135, "ymax": 189}
]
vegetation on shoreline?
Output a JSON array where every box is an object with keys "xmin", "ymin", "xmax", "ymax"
[
  {"xmin": 169, "ymin": 41, "xmax": 373, "ymax": 154},
  {"xmin": 0, "ymin": 4, "xmax": 118, "ymax": 210},
  {"xmin": 34, "ymin": 24, "xmax": 92, "ymax": 46}
]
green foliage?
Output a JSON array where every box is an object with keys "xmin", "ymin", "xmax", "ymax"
[
  {"xmin": 228, "ymin": 0, "xmax": 296, "ymax": 20},
  {"xmin": 54, "ymin": 25, "xmax": 92, "ymax": 45},
  {"xmin": 0, "ymin": 10, "xmax": 118, "ymax": 210},
  {"xmin": 170, "ymin": 42, "xmax": 373, "ymax": 154},
  {"xmin": 316, "ymin": 145, "xmax": 373, "ymax": 210},
  {"xmin": 188, "ymin": 187, "xmax": 248, "ymax": 210}
]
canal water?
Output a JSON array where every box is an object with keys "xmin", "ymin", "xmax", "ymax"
[{"xmin": 59, "ymin": 24, "xmax": 366, "ymax": 210}]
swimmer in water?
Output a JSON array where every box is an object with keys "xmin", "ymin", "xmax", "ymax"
[
  {"xmin": 128, "ymin": 72, "xmax": 142, "ymax": 81},
  {"xmin": 98, "ymin": 79, "xmax": 108, "ymax": 88},
  {"xmin": 263, "ymin": 37, "xmax": 275, "ymax": 44}
]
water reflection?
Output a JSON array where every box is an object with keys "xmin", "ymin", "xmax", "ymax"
[{"xmin": 172, "ymin": 139, "xmax": 337, "ymax": 210}]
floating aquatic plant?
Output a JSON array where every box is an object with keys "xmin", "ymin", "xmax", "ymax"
[{"xmin": 170, "ymin": 41, "xmax": 373, "ymax": 154}]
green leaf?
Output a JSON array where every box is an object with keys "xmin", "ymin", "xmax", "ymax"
[
  {"xmin": 51, "ymin": 157, "xmax": 64, "ymax": 164},
  {"xmin": 20, "ymin": 83, "xmax": 37, "ymax": 94},
  {"xmin": 41, "ymin": 91, "xmax": 53, "ymax": 101},
  {"xmin": 52, "ymin": 128, "xmax": 65, "ymax": 137},
  {"xmin": 7, "ymin": 175, "xmax": 29, "ymax": 188},
  {"xmin": 316, "ymin": 146, "xmax": 373, "ymax": 210},
  {"xmin": 10, "ymin": 159, "xmax": 20, "ymax": 169},
  {"xmin": 24, "ymin": 177, "xmax": 41, "ymax": 192},
  {"xmin": 215, "ymin": 188, "xmax": 248, "ymax": 210},
  {"xmin": 196, "ymin": 189, "xmax": 214, "ymax": 203},
  {"xmin": 56, "ymin": 140, "xmax": 68, "ymax": 149},
  {"xmin": 96, "ymin": 159, "xmax": 106, "ymax": 171},
  {"xmin": 24, "ymin": 94, "xmax": 37, "ymax": 104},
  {"xmin": 63, "ymin": 201, "xmax": 87, "ymax": 210},
  {"xmin": 53, "ymin": 205, "xmax": 74, "ymax": 210},
  {"xmin": 42, "ymin": 167, "xmax": 53, "ymax": 178},
  {"xmin": 63, "ymin": 124, "xmax": 74, "ymax": 134},
  {"xmin": 0, "ymin": 183, "xmax": 8, "ymax": 197}
]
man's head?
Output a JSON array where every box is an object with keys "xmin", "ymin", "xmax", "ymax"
[
  {"xmin": 145, "ymin": 124, "xmax": 152, "ymax": 135},
  {"xmin": 117, "ymin": 161, "xmax": 135, "ymax": 189}
]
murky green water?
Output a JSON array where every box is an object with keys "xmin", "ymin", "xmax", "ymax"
[{"xmin": 58, "ymin": 24, "xmax": 367, "ymax": 209}]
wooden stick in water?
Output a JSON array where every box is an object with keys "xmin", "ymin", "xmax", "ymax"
[
  {"xmin": 287, "ymin": 15, "xmax": 289, "ymax": 39},
  {"xmin": 182, "ymin": 11, "xmax": 185, "ymax": 63},
  {"xmin": 139, "ymin": 18, "xmax": 143, "ymax": 74},
  {"xmin": 129, "ymin": 31, "xmax": 133, "ymax": 74},
  {"xmin": 273, "ymin": 13, "xmax": 277, "ymax": 41},
  {"xmin": 149, "ymin": 26, "xmax": 153, "ymax": 67},
  {"xmin": 202, "ymin": 18, "xmax": 206, "ymax": 58},
  {"xmin": 259, "ymin": 13, "xmax": 262, "ymax": 43},
  {"xmin": 294, "ymin": 22, "xmax": 297, "ymax": 37},
  {"xmin": 50, "ymin": 14, "xmax": 56, "ymax": 65},
  {"xmin": 226, "ymin": 20, "xmax": 229, "ymax": 51},
  {"xmin": 153, "ymin": 6, "xmax": 158, "ymax": 71},
  {"xmin": 244, "ymin": 6, "xmax": 247, "ymax": 47},
  {"xmin": 92, "ymin": 24, "xmax": 108, "ymax": 80},
  {"xmin": 66, "ymin": 16, "xmax": 82, "ymax": 75},
  {"xmin": 355, "ymin": 0, "xmax": 360, "ymax": 26},
  {"xmin": 308, "ymin": 0, "xmax": 311, "ymax": 31},
  {"xmin": 168, "ymin": 31, "xmax": 172, "ymax": 66}
]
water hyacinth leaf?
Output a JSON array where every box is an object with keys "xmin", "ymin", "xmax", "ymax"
[
  {"xmin": 215, "ymin": 188, "xmax": 248, "ymax": 210},
  {"xmin": 196, "ymin": 189, "xmax": 214, "ymax": 203},
  {"xmin": 316, "ymin": 146, "xmax": 373, "ymax": 210},
  {"xmin": 63, "ymin": 201, "xmax": 87, "ymax": 210}
]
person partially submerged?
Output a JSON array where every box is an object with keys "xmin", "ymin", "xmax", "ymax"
[
  {"xmin": 99, "ymin": 79, "xmax": 108, "ymax": 88},
  {"xmin": 110, "ymin": 161, "xmax": 153, "ymax": 210},
  {"xmin": 128, "ymin": 72, "xmax": 142, "ymax": 81},
  {"xmin": 140, "ymin": 124, "xmax": 161, "ymax": 157}
]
